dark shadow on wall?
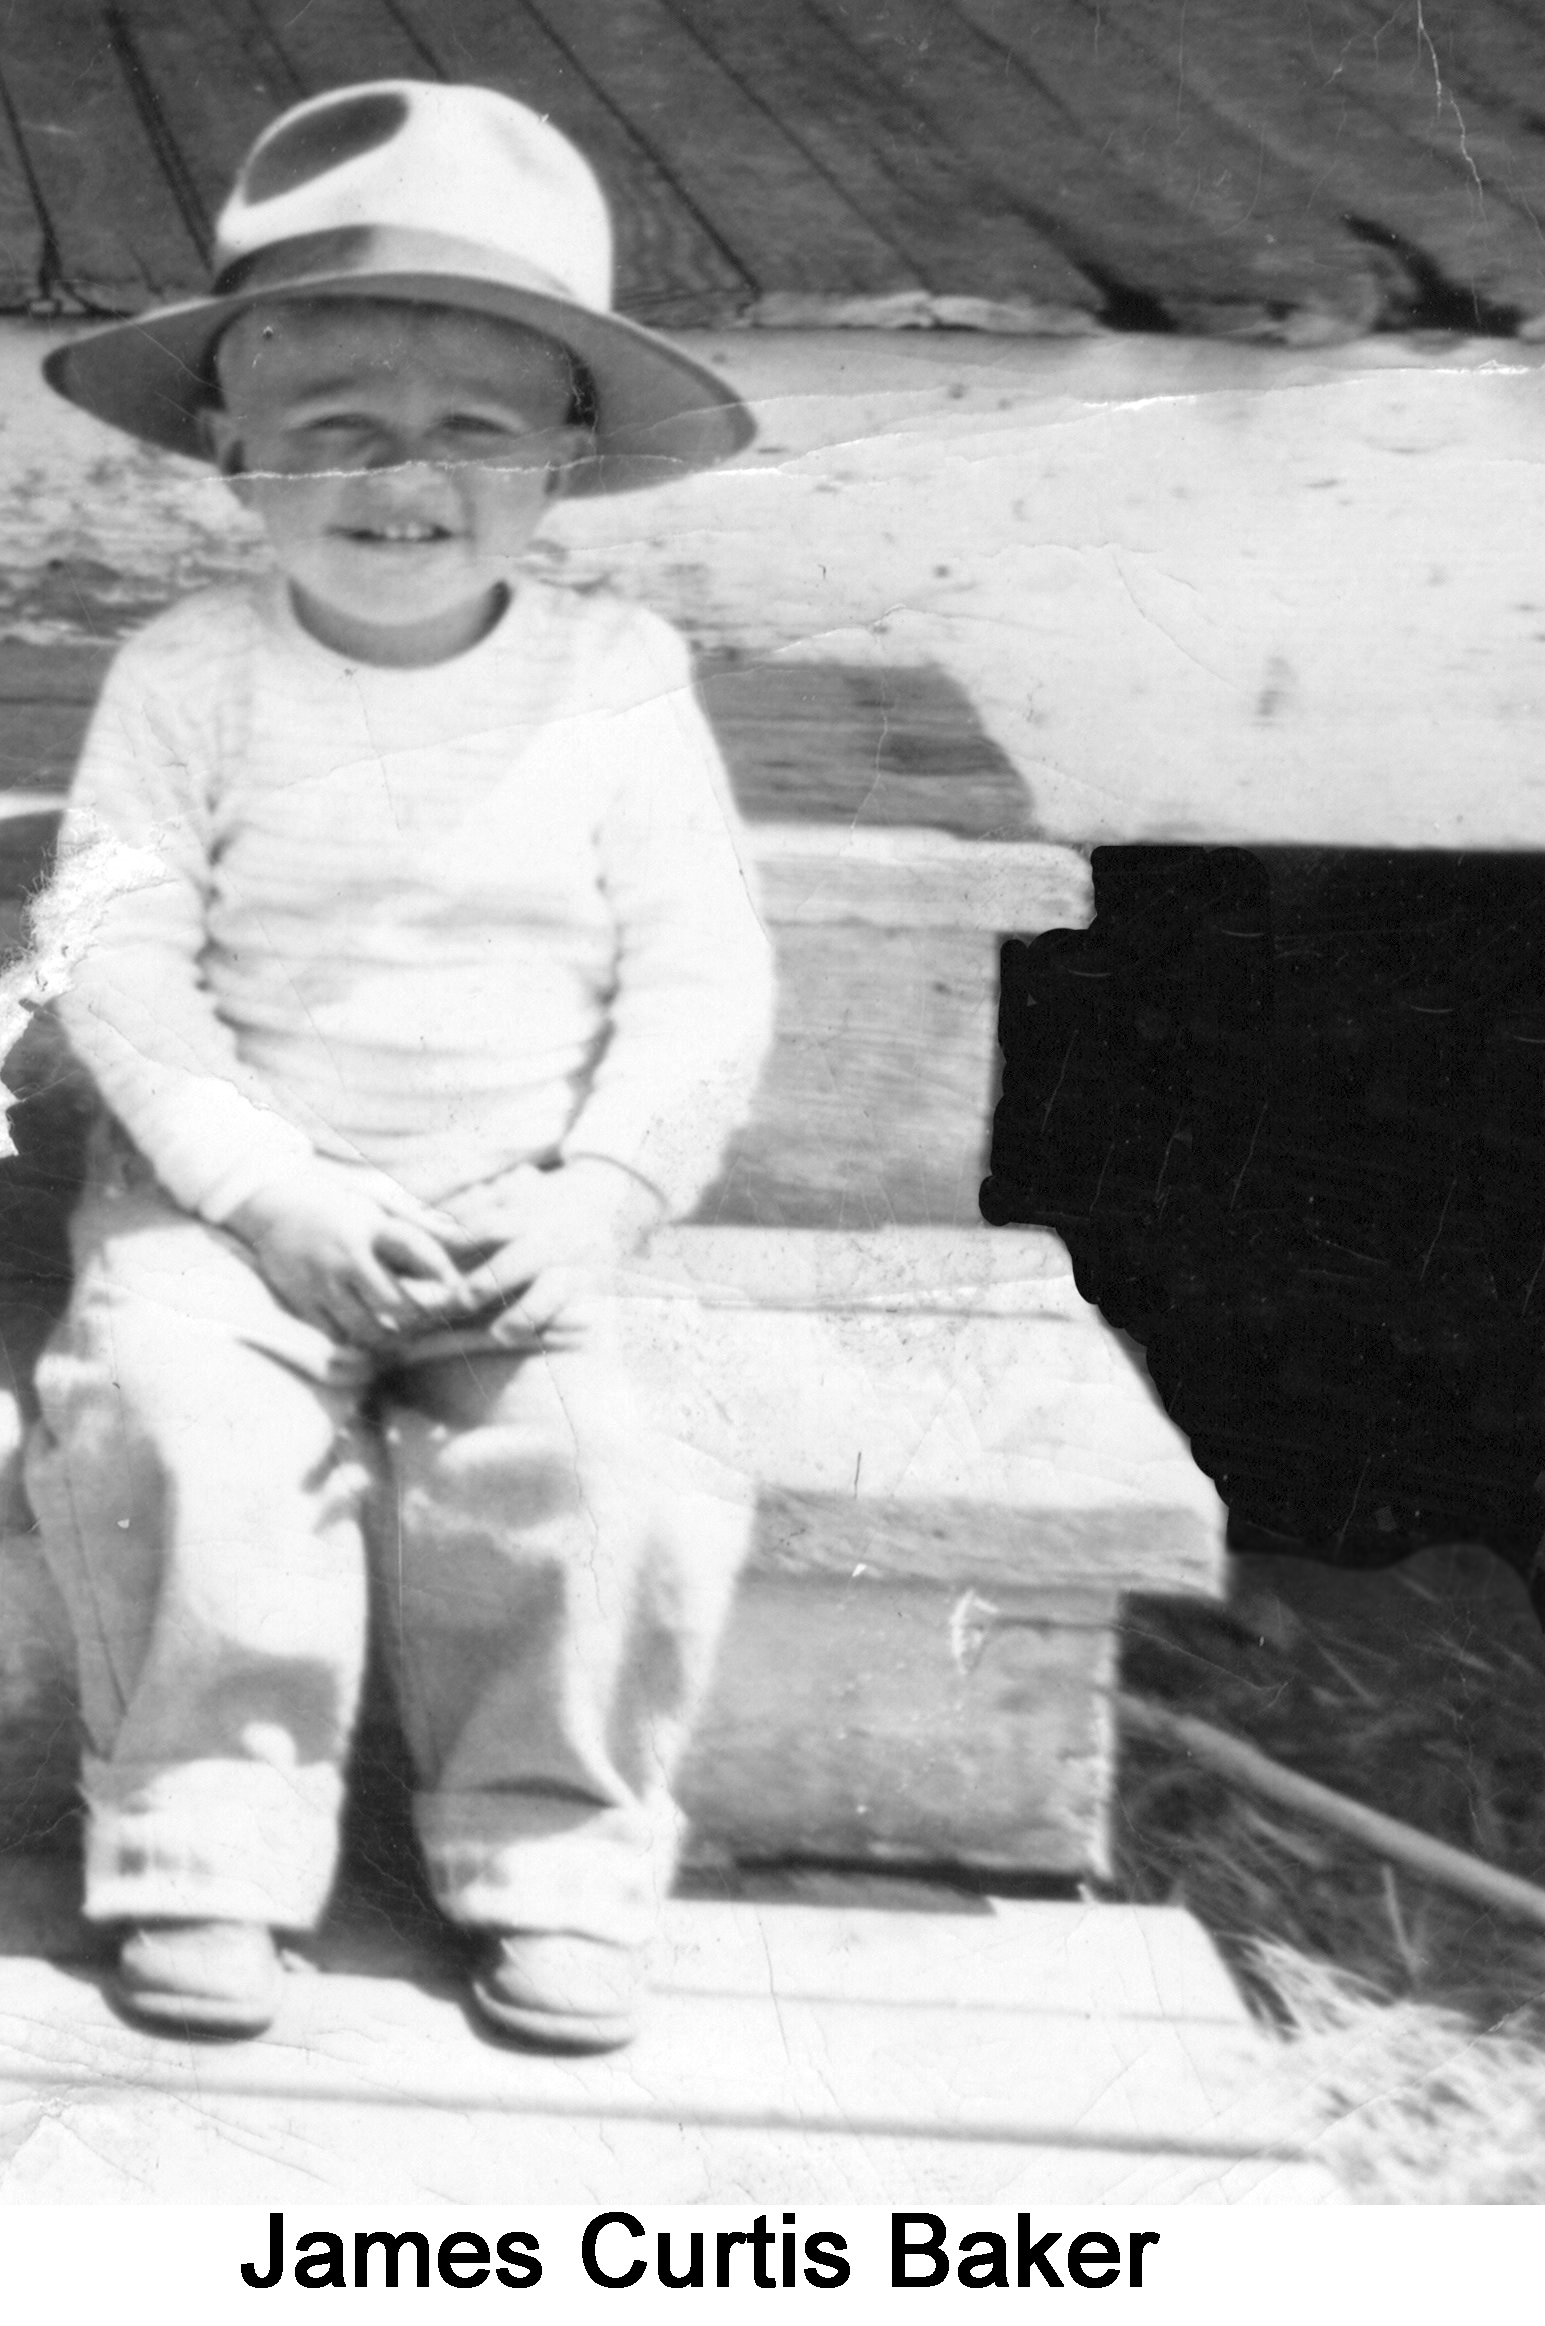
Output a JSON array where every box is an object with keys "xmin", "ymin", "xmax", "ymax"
[{"xmin": 982, "ymin": 847, "xmax": 1545, "ymax": 1616}]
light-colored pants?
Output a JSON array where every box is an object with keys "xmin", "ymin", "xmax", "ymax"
[{"xmin": 25, "ymin": 1164, "xmax": 751, "ymax": 1942}]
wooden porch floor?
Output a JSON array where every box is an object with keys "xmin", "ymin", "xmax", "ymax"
[
  {"xmin": 3, "ymin": 2, "xmax": 1545, "ymax": 340},
  {"xmin": 0, "ymin": 1850, "xmax": 1338, "ymax": 2202}
]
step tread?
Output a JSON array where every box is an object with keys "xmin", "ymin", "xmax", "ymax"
[{"xmin": 0, "ymin": 1891, "xmax": 1338, "ymax": 2204}]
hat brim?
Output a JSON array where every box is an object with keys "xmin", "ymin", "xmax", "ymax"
[{"xmin": 43, "ymin": 264, "xmax": 755, "ymax": 495}]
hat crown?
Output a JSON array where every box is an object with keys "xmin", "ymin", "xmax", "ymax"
[{"xmin": 215, "ymin": 80, "xmax": 614, "ymax": 310}]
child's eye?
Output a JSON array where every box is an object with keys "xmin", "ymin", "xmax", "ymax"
[{"xmin": 442, "ymin": 416, "xmax": 523, "ymax": 441}]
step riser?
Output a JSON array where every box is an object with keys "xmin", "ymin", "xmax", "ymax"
[
  {"xmin": 682, "ymin": 1576, "xmax": 1115, "ymax": 1875},
  {"xmin": 0, "ymin": 1500, "xmax": 1127, "ymax": 1877}
]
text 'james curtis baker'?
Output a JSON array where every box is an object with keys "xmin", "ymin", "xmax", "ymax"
[{"xmin": 239, "ymin": 2210, "xmax": 1161, "ymax": 2290}]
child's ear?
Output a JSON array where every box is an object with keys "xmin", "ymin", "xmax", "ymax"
[{"xmin": 203, "ymin": 409, "xmax": 252, "ymax": 497}]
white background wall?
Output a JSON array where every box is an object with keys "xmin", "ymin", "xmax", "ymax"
[{"xmin": 8, "ymin": 323, "xmax": 1545, "ymax": 849}]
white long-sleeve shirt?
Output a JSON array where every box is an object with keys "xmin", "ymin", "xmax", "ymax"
[{"xmin": 36, "ymin": 575, "xmax": 776, "ymax": 1222}]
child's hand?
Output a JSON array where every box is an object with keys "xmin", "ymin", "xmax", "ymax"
[
  {"xmin": 226, "ymin": 1161, "xmax": 471, "ymax": 1347},
  {"xmin": 440, "ymin": 1159, "xmax": 665, "ymax": 1345}
]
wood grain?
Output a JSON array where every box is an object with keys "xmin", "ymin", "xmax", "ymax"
[
  {"xmin": 391, "ymin": 0, "xmax": 754, "ymax": 327},
  {"xmin": 681, "ymin": 1571, "xmax": 1117, "ymax": 1873},
  {"xmin": 665, "ymin": 0, "xmax": 1098, "ymax": 317},
  {"xmin": 952, "ymin": 0, "xmax": 1393, "ymax": 337},
  {"xmin": 805, "ymin": 0, "xmax": 1369, "ymax": 332},
  {"xmin": 0, "ymin": 69, "xmax": 46, "ymax": 309},
  {"xmin": 618, "ymin": 1247, "xmax": 1226, "ymax": 1587},
  {"xmin": 699, "ymin": 656, "xmax": 1033, "ymax": 837},
  {"xmin": 105, "ymin": 0, "xmax": 296, "ymax": 253},
  {"xmin": 751, "ymin": 1489, "xmax": 1221, "ymax": 1596},
  {"xmin": 0, "ymin": 650, "xmax": 1038, "ymax": 831},
  {"xmin": 753, "ymin": 830, "xmax": 1090, "ymax": 933},
  {"xmin": 0, "ymin": 641, "xmax": 1053, "ymax": 1227},
  {"xmin": 698, "ymin": 926, "xmax": 999, "ymax": 1227},
  {"xmin": 0, "ymin": 0, "xmax": 204, "ymax": 307},
  {"xmin": 237, "ymin": 0, "xmax": 424, "ymax": 98},
  {"xmin": 509, "ymin": 0, "xmax": 924, "ymax": 299},
  {"xmin": 638, "ymin": 1220, "xmax": 1086, "ymax": 1306},
  {"xmin": 0, "ymin": 644, "xmax": 110, "ymax": 703},
  {"xmin": 0, "ymin": 708, "xmax": 89, "ymax": 798},
  {"xmin": 1096, "ymin": 0, "xmax": 1545, "ymax": 325}
]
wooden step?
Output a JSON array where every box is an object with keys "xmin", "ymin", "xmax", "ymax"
[
  {"xmin": 2, "ymin": 801, "xmax": 1090, "ymax": 1227},
  {"xmin": 630, "ymin": 1228, "xmax": 1223, "ymax": 1875},
  {"xmin": 0, "ymin": 1883, "xmax": 1336, "ymax": 2203},
  {"xmin": 0, "ymin": 1226, "xmax": 1223, "ymax": 1875},
  {"xmin": 0, "ymin": 656, "xmax": 1195, "ymax": 1881}
]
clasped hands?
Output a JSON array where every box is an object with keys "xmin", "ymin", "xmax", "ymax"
[{"xmin": 225, "ymin": 1154, "xmax": 664, "ymax": 1350}]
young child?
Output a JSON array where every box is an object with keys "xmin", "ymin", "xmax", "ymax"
[{"xmin": 25, "ymin": 81, "xmax": 775, "ymax": 2049}]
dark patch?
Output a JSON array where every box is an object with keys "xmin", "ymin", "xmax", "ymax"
[
  {"xmin": 983, "ymin": 848, "xmax": 1545, "ymax": 1600},
  {"xmin": 1255, "ymin": 656, "xmax": 1295, "ymax": 722},
  {"xmin": 697, "ymin": 657, "xmax": 1031, "ymax": 839},
  {"xmin": 242, "ymin": 91, "xmax": 410, "ymax": 207},
  {"xmin": 1342, "ymin": 214, "xmax": 1523, "ymax": 336}
]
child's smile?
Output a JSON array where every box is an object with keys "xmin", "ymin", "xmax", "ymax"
[{"xmin": 208, "ymin": 300, "xmax": 585, "ymax": 666}]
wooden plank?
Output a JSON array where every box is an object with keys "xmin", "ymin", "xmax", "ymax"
[
  {"xmin": 501, "ymin": 0, "xmax": 923, "ymax": 300},
  {"xmin": 700, "ymin": 926, "xmax": 997, "ymax": 1227},
  {"xmin": 0, "ymin": 0, "xmax": 204, "ymax": 307},
  {"xmin": 0, "ymin": 1200, "xmax": 1225, "ymax": 1866},
  {"xmin": 951, "ymin": 0, "xmax": 1394, "ymax": 337},
  {"xmin": 0, "ymin": 804, "xmax": 1085, "ymax": 934},
  {"xmin": 388, "ymin": 0, "xmax": 753, "ymax": 326},
  {"xmin": 1471, "ymin": 0, "xmax": 1545, "ymax": 86},
  {"xmin": 1095, "ymin": 0, "xmax": 1545, "ymax": 325},
  {"xmin": 0, "ymin": 647, "xmax": 104, "ymax": 801},
  {"xmin": 700, "ymin": 658, "xmax": 1034, "ymax": 836},
  {"xmin": 0, "ymin": 73, "xmax": 46, "ymax": 309},
  {"xmin": 803, "ymin": 0, "xmax": 1371, "ymax": 332},
  {"xmin": 106, "ymin": 0, "xmax": 296, "ymax": 250},
  {"xmin": 620, "ymin": 1255, "xmax": 1226, "ymax": 1589},
  {"xmin": 0, "ymin": 653, "xmax": 1039, "ymax": 830},
  {"xmin": 0, "ymin": 642, "xmax": 104, "ymax": 799},
  {"xmin": 664, "ymin": 0, "xmax": 1098, "ymax": 318},
  {"xmin": 0, "ymin": 642, "xmax": 109, "ymax": 701},
  {"xmin": 682, "ymin": 1574, "xmax": 1118, "ymax": 1873},
  {"xmin": 0, "ymin": 869, "xmax": 1009, "ymax": 1235},
  {"xmin": 203, "ymin": 0, "xmax": 371, "ymax": 103},
  {"xmin": 754, "ymin": 830, "xmax": 1090, "ymax": 932},
  {"xmin": 643, "ymin": 1220, "xmax": 1088, "ymax": 1308},
  {"xmin": 0, "ymin": 1907, "xmax": 1334, "ymax": 2204},
  {"xmin": 1332, "ymin": 0, "xmax": 1545, "ymax": 321},
  {"xmin": 0, "ymin": 710, "xmax": 83, "ymax": 796},
  {"xmin": 0, "ymin": 807, "xmax": 62, "ymax": 899},
  {"xmin": 752, "ymin": 1491, "xmax": 1216, "ymax": 1596}
]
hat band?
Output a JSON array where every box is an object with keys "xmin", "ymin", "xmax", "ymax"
[{"xmin": 213, "ymin": 224, "xmax": 582, "ymax": 309}]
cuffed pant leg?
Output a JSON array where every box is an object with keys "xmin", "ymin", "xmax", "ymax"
[
  {"xmin": 378, "ymin": 1332, "xmax": 753, "ymax": 1947},
  {"xmin": 24, "ymin": 1185, "xmax": 372, "ymax": 1928}
]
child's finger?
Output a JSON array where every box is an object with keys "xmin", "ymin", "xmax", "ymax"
[
  {"xmin": 347, "ymin": 1243, "xmax": 428, "ymax": 1319},
  {"xmin": 375, "ymin": 1219, "xmax": 469, "ymax": 1289},
  {"xmin": 395, "ymin": 1272, "xmax": 477, "ymax": 1318},
  {"xmin": 373, "ymin": 1182, "xmax": 467, "ymax": 1242},
  {"xmin": 457, "ymin": 1238, "xmax": 543, "ymax": 1311}
]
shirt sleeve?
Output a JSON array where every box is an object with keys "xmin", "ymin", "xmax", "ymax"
[
  {"xmin": 559, "ymin": 614, "xmax": 777, "ymax": 1217},
  {"xmin": 31, "ymin": 616, "xmax": 320, "ymax": 1221}
]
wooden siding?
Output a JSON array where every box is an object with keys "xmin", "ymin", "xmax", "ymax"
[{"xmin": 2, "ymin": 1, "xmax": 1545, "ymax": 335}]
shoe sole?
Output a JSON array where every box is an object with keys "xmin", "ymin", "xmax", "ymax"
[
  {"xmin": 111, "ymin": 1979, "xmax": 277, "ymax": 2039},
  {"xmin": 469, "ymin": 1978, "xmax": 637, "ymax": 2054}
]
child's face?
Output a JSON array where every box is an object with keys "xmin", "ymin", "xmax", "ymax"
[{"xmin": 208, "ymin": 300, "xmax": 583, "ymax": 664}]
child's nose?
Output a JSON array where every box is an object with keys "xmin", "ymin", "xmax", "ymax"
[
  {"xmin": 360, "ymin": 433, "xmax": 419, "ymax": 473},
  {"xmin": 357, "ymin": 446, "xmax": 452, "ymax": 506}
]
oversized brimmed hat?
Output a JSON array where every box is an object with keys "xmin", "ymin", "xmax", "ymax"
[{"xmin": 43, "ymin": 80, "xmax": 754, "ymax": 494}]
